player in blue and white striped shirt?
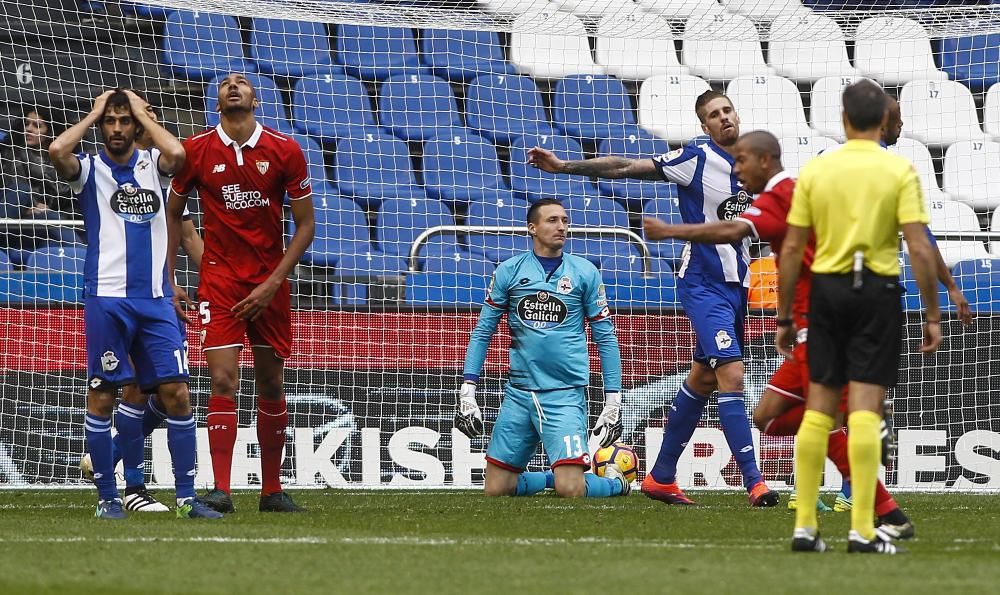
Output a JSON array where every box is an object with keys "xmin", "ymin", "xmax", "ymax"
[
  {"xmin": 49, "ymin": 89, "xmax": 219, "ymax": 520},
  {"xmin": 528, "ymin": 91, "xmax": 777, "ymax": 507}
]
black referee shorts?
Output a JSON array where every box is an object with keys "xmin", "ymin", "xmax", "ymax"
[{"xmin": 808, "ymin": 270, "xmax": 903, "ymax": 388}]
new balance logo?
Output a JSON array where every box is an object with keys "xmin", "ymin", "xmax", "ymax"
[
  {"xmin": 186, "ymin": 469, "xmax": 196, "ymax": 476},
  {"xmin": 212, "ymin": 164, "xmax": 226, "ymax": 173}
]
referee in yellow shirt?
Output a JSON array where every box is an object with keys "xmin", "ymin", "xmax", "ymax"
[{"xmin": 775, "ymin": 80, "xmax": 942, "ymax": 554}]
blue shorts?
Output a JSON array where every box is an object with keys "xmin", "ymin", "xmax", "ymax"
[
  {"xmin": 677, "ymin": 279, "xmax": 746, "ymax": 368},
  {"xmin": 486, "ymin": 384, "xmax": 591, "ymax": 471},
  {"xmin": 84, "ymin": 296, "xmax": 189, "ymax": 392}
]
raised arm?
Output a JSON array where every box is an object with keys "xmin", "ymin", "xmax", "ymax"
[
  {"xmin": 124, "ymin": 90, "xmax": 185, "ymax": 175},
  {"xmin": 527, "ymin": 146, "xmax": 661, "ymax": 181},
  {"xmin": 48, "ymin": 90, "xmax": 114, "ymax": 181},
  {"xmin": 644, "ymin": 218, "xmax": 751, "ymax": 243}
]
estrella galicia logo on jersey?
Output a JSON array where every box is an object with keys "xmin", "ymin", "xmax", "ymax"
[
  {"xmin": 101, "ymin": 350, "xmax": 119, "ymax": 372},
  {"xmin": 111, "ymin": 183, "xmax": 160, "ymax": 223},
  {"xmin": 556, "ymin": 275, "xmax": 573, "ymax": 294},
  {"xmin": 516, "ymin": 291, "xmax": 568, "ymax": 329},
  {"xmin": 717, "ymin": 190, "xmax": 753, "ymax": 221}
]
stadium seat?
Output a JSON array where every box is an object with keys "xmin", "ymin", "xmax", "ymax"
[
  {"xmin": 250, "ymin": 18, "xmax": 334, "ymax": 78},
  {"xmin": 508, "ymin": 134, "xmax": 600, "ymax": 204},
  {"xmin": 465, "ymin": 74, "xmax": 557, "ymax": 144},
  {"xmin": 475, "ymin": 0, "xmax": 537, "ymax": 13},
  {"xmin": 420, "ymin": 249, "xmax": 497, "ymax": 276},
  {"xmin": 951, "ymin": 258, "xmax": 1000, "ymax": 313},
  {"xmin": 291, "ymin": 71, "xmax": 377, "ymax": 142},
  {"xmin": 120, "ymin": 2, "xmax": 172, "ymax": 19},
  {"xmin": 286, "ymin": 133, "xmax": 334, "ymax": 196},
  {"xmin": 989, "ymin": 207, "xmax": 1000, "ymax": 254},
  {"xmin": 550, "ymin": 0, "xmax": 625, "ymax": 18},
  {"xmin": 809, "ymin": 75, "xmax": 875, "ymax": 141},
  {"xmin": 420, "ymin": 29, "xmax": 515, "ymax": 83},
  {"xmin": 853, "ymin": 17, "xmax": 947, "ymax": 86},
  {"xmin": 767, "ymin": 13, "xmax": 859, "ymax": 83},
  {"xmin": 899, "ymin": 80, "xmax": 989, "ymax": 148},
  {"xmin": 0, "ymin": 249, "xmax": 11, "ymax": 272},
  {"xmin": 778, "ymin": 135, "xmax": 839, "ymax": 177},
  {"xmin": 561, "ymin": 195, "xmax": 635, "ymax": 266},
  {"xmin": 465, "ymin": 194, "xmax": 531, "ymax": 264},
  {"xmin": 637, "ymin": 0, "xmax": 723, "ymax": 21},
  {"xmin": 681, "ymin": 13, "xmax": 773, "ymax": 82},
  {"xmin": 595, "ymin": 8, "xmax": 689, "ymax": 81},
  {"xmin": 334, "ymin": 129, "xmax": 427, "ymax": 211},
  {"xmin": 642, "ymin": 193, "xmax": 686, "ymax": 265},
  {"xmin": 335, "ymin": 24, "xmax": 427, "ymax": 82},
  {"xmin": 938, "ymin": 33, "xmax": 1000, "ymax": 92},
  {"xmin": 804, "ymin": 0, "xmax": 939, "ymax": 8},
  {"xmin": 597, "ymin": 133, "xmax": 675, "ymax": 210},
  {"xmin": 25, "ymin": 245, "xmax": 86, "ymax": 273},
  {"xmin": 921, "ymin": 199, "xmax": 989, "ymax": 267},
  {"xmin": 886, "ymin": 137, "xmax": 945, "ymax": 201},
  {"xmin": 551, "ymin": 75, "xmax": 638, "ymax": 142},
  {"xmin": 204, "ymin": 73, "xmax": 294, "ymax": 134},
  {"xmin": 376, "ymin": 196, "xmax": 457, "ymax": 257},
  {"xmin": 599, "ymin": 253, "xmax": 673, "ymax": 281},
  {"xmin": 510, "ymin": 10, "xmax": 603, "ymax": 79},
  {"xmin": 378, "ymin": 74, "xmax": 462, "ymax": 143},
  {"xmin": 422, "ymin": 128, "xmax": 512, "ymax": 208},
  {"xmin": 725, "ymin": 75, "xmax": 814, "ymax": 138},
  {"xmin": 638, "ymin": 74, "xmax": 712, "ymax": 145},
  {"xmin": 162, "ymin": 10, "xmax": 255, "ymax": 81},
  {"xmin": 720, "ymin": 0, "xmax": 807, "ymax": 19},
  {"xmin": 332, "ymin": 250, "xmax": 407, "ymax": 305},
  {"xmin": 297, "ymin": 197, "xmax": 371, "ymax": 267},
  {"xmin": 985, "ymin": 83, "xmax": 1000, "ymax": 137},
  {"xmin": 943, "ymin": 141, "xmax": 1000, "ymax": 211},
  {"xmin": 0, "ymin": 47, "xmax": 132, "ymax": 108},
  {"xmin": 897, "ymin": 253, "xmax": 950, "ymax": 312}
]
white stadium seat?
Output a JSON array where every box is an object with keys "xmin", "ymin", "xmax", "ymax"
[
  {"xmin": 726, "ymin": 75, "xmax": 814, "ymax": 138},
  {"xmin": 990, "ymin": 207, "xmax": 1000, "ymax": 254},
  {"xmin": 510, "ymin": 10, "xmax": 604, "ymax": 79},
  {"xmin": 899, "ymin": 80, "xmax": 989, "ymax": 148},
  {"xmin": 638, "ymin": 73, "xmax": 712, "ymax": 144},
  {"xmin": 983, "ymin": 83, "xmax": 1000, "ymax": 137},
  {"xmin": 638, "ymin": 0, "xmax": 723, "ymax": 21},
  {"xmin": 476, "ymin": 0, "xmax": 537, "ymax": 13},
  {"xmin": 944, "ymin": 141, "xmax": 1000, "ymax": 211},
  {"xmin": 596, "ymin": 9, "xmax": 689, "ymax": 80},
  {"xmin": 920, "ymin": 199, "xmax": 989, "ymax": 267},
  {"xmin": 721, "ymin": 0, "xmax": 808, "ymax": 20},
  {"xmin": 549, "ymin": 0, "xmax": 623, "ymax": 18},
  {"xmin": 809, "ymin": 75, "xmax": 876, "ymax": 141},
  {"xmin": 767, "ymin": 13, "xmax": 859, "ymax": 83},
  {"xmin": 681, "ymin": 13, "xmax": 774, "ymax": 81},
  {"xmin": 854, "ymin": 17, "xmax": 948, "ymax": 86},
  {"xmin": 886, "ymin": 137, "xmax": 947, "ymax": 202},
  {"xmin": 778, "ymin": 135, "xmax": 840, "ymax": 177}
]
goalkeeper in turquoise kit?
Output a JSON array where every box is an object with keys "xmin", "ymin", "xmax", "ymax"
[{"xmin": 455, "ymin": 198, "xmax": 630, "ymax": 498}]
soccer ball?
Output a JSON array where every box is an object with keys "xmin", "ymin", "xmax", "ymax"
[{"xmin": 592, "ymin": 442, "xmax": 638, "ymax": 483}]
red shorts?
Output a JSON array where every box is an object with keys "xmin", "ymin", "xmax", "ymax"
[
  {"xmin": 198, "ymin": 274, "xmax": 292, "ymax": 359},
  {"xmin": 766, "ymin": 336, "xmax": 848, "ymax": 411}
]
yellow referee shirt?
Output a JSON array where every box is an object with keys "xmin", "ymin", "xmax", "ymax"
[{"xmin": 787, "ymin": 139, "xmax": 927, "ymax": 276}]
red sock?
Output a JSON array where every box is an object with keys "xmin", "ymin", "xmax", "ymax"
[
  {"xmin": 874, "ymin": 481, "xmax": 898, "ymax": 516},
  {"xmin": 207, "ymin": 395, "xmax": 238, "ymax": 494},
  {"xmin": 763, "ymin": 405, "xmax": 805, "ymax": 436},
  {"xmin": 826, "ymin": 427, "xmax": 850, "ymax": 479},
  {"xmin": 257, "ymin": 397, "xmax": 288, "ymax": 496}
]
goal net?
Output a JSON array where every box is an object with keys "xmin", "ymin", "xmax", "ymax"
[{"xmin": 0, "ymin": 0, "xmax": 997, "ymax": 491}]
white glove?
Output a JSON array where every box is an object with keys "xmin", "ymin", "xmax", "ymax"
[
  {"xmin": 589, "ymin": 392, "xmax": 623, "ymax": 453},
  {"xmin": 454, "ymin": 382, "xmax": 484, "ymax": 438}
]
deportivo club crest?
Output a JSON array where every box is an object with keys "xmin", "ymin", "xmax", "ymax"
[
  {"xmin": 556, "ymin": 276, "xmax": 573, "ymax": 294},
  {"xmin": 101, "ymin": 350, "xmax": 119, "ymax": 372},
  {"xmin": 256, "ymin": 160, "xmax": 270, "ymax": 175}
]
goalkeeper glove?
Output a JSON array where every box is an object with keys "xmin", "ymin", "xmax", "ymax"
[
  {"xmin": 454, "ymin": 381, "xmax": 484, "ymax": 439},
  {"xmin": 589, "ymin": 392, "xmax": 623, "ymax": 452}
]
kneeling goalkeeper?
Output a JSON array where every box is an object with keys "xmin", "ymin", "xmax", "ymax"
[{"xmin": 455, "ymin": 198, "xmax": 630, "ymax": 498}]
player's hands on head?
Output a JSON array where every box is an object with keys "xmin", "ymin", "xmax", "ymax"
[
  {"xmin": 454, "ymin": 382, "xmax": 484, "ymax": 438},
  {"xmin": 122, "ymin": 89, "xmax": 151, "ymax": 118},
  {"xmin": 233, "ymin": 280, "xmax": 280, "ymax": 321},
  {"xmin": 526, "ymin": 147, "xmax": 564, "ymax": 174},
  {"xmin": 948, "ymin": 287, "xmax": 973, "ymax": 326},
  {"xmin": 774, "ymin": 323, "xmax": 797, "ymax": 360},
  {"xmin": 591, "ymin": 392, "xmax": 622, "ymax": 449},
  {"xmin": 920, "ymin": 318, "xmax": 942, "ymax": 353},
  {"xmin": 172, "ymin": 283, "xmax": 194, "ymax": 323},
  {"xmin": 642, "ymin": 217, "xmax": 671, "ymax": 241},
  {"xmin": 90, "ymin": 90, "xmax": 115, "ymax": 117}
]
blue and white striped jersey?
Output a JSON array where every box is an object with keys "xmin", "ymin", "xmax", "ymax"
[
  {"xmin": 652, "ymin": 140, "xmax": 751, "ymax": 286},
  {"xmin": 69, "ymin": 148, "xmax": 173, "ymax": 298}
]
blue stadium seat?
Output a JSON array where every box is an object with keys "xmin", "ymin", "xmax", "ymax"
[
  {"xmin": 465, "ymin": 195, "xmax": 531, "ymax": 264},
  {"xmin": 0, "ymin": 249, "xmax": 11, "ymax": 272},
  {"xmin": 334, "ymin": 129, "xmax": 426, "ymax": 211},
  {"xmin": 121, "ymin": 2, "xmax": 172, "ymax": 18},
  {"xmin": 597, "ymin": 133, "xmax": 674, "ymax": 211},
  {"xmin": 378, "ymin": 74, "xmax": 463, "ymax": 142},
  {"xmin": 420, "ymin": 29, "xmax": 516, "ymax": 83},
  {"xmin": 25, "ymin": 245, "xmax": 86, "ymax": 273},
  {"xmin": 420, "ymin": 248, "xmax": 497, "ymax": 276},
  {"xmin": 162, "ymin": 11, "xmax": 255, "ymax": 81},
  {"xmin": 951, "ymin": 258, "xmax": 1000, "ymax": 313},
  {"xmin": 552, "ymin": 75, "xmax": 638, "ymax": 142},
  {"xmin": 250, "ymin": 18, "xmax": 335, "ymax": 78},
  {"xmin": 939, "ymin": 34, "xmax": 1000, "ymax": 92},
  {"xmin": 599, "ymin": 253, "xmax": 674, "ymax": 281},
  {"xmin": 405, "ymin": 271, "xmax": 493, "ymax": 306},
  {"xmin": 898, "ymin": 253, "xmax": 951, "ymax": 312},
  {"xmin": 204, "ymin": 73, "xmax": 294, "ymax": 134},
  {"xmin": 335, "ymin": 24, "xmax": 428, "ymax": 82},
  {"xmin": 286, "ymin": 133, "xmax": 333, "ymax": 196},
  {"xmin": 465, "ymin": 74, "xmax": 557, "ymax": 144},
  {"xmin": 294, "ymin": 197, "xmax": 371, "ymax": 267},
  {"xmin": 561, "ymin": 195, "xmax": 636, "ymax": 266},
  {"xmin": 508, "ymin": 134, "xmax": 600, "ymax": 204},
  {"xmin": 376, "ymin": 197, "xmax": 457, "ymax": 257},
  {"xmin": 642, "ymin": 193, "xmax": 686, "ymax": 266},
  {"xmin": 292, "ymin": 71, "xmax": 377, "ymax": 142},
  {"xmin": 333, "ymin": 250, "xmax": 407, "ymax": 305},
  {"xmin": 422, "ymin": 128, "xmax": 511, "ymax": 208}
]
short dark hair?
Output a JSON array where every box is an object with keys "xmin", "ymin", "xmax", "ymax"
[
  {"xmin": 130, "ymin": 88, "xmax": 159, "ymax": 118},
  {"xmin": 695, "ymin": 90, "xmax": 732, "ymax": 123},
  {"xmin": 104, "ymin": 89, "xmax": 132, "ymax": 115},
  {"xmin": 737, "ymin": 130, "xmax": 782, "ymax": 161},
  {"xmin": 842, "ymin": 80, "xmax": 887, "ymax": 132},
  {"xmin": 527, "ymin": 198, "xmax": 564, "ymax": 224}
]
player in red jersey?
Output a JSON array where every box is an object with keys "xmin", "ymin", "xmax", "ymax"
[
  {"xmin": 644, "ymin": 130, "xmax": 921, "ymax": 537},
  {"xmin": 166, "ymin": 73, "xmax": 315, "ymax": 513}
]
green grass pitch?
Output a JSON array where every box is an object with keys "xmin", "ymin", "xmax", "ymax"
[{"xmin": 0, "ymin": 490, "xmax": 997, "ymax": 594}]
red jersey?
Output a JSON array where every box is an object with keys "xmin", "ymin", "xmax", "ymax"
[
  {"xmin": 171, "ymin": 123, "xmax": 312, "ymax": 284},
  {"xmin": 736, "ymin": 173, "xmax": 815, "ymax": 325}
]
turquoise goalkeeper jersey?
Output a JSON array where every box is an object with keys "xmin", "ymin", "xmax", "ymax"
[{"xmin": 463, "ymin": 251, "xmax": 622, "ymax": 393}]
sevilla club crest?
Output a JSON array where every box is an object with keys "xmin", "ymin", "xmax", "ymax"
[{"xmin": 256, "ymin": 160, "xmax": 270, "ymax": 175}]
